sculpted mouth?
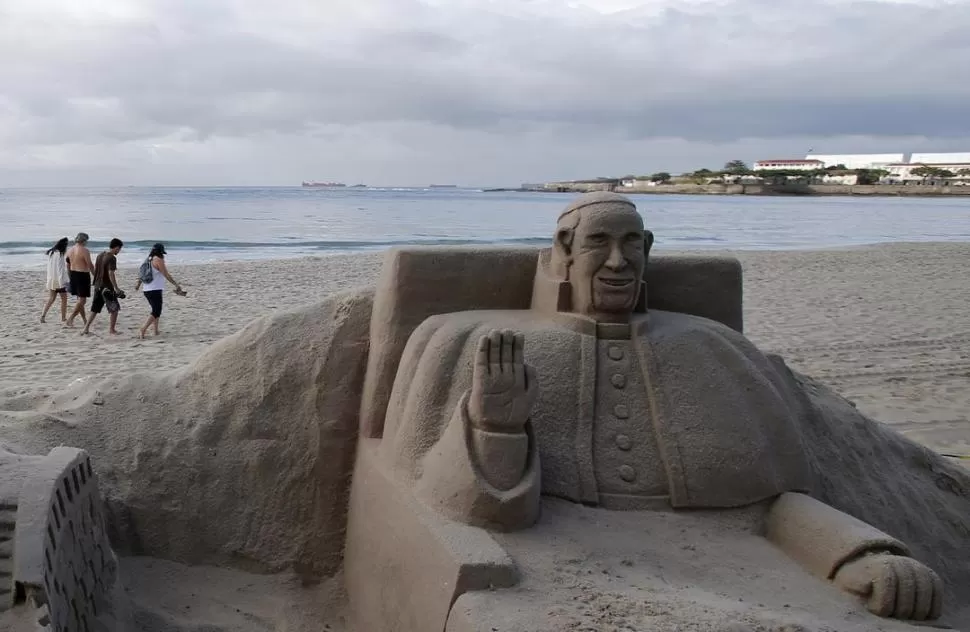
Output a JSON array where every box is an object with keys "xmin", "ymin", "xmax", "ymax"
[{"xmin": 598, "ymin": 278, "xmax": 634, "ymax": 287}]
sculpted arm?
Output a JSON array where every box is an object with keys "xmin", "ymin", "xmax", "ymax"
[
  {"xmin": 766, "ymin": 492, "xmax": 943, "ymax": 621},
  {"xmin": 415, "ymin": 330, "xmax": 541, "ymax": 531}
]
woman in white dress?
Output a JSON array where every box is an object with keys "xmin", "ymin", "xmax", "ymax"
[{"xmin": 41, "ymin": 237, "xmax": 71, "ymax": 323}]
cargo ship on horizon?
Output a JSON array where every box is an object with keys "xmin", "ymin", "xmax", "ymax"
[{"xmin": 302, "ymin": 181, "xmax": 346, "ymax": 188}]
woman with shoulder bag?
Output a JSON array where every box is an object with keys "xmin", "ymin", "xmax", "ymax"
[{"xmin": 134, "ymin": 243, "xmax": 186, "ymax": 339}]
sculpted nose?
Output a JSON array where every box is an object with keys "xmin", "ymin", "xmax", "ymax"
[{"xmin": 605, "ymin": 244, "xmax": 627, "ymax": 271}]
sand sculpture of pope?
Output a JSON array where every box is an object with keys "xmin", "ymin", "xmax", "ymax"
[{"xmin": 371, "ymin": 192, "xmax": 943, "ymax": 624}]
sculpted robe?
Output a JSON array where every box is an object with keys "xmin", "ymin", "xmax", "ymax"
[
  {"xmin": 379, "ymin": 305, "xmax": 814, "ymax": 528},
  {"xmin": 351, "ymin": 244, "xmax": 956, "ymax": 629}
]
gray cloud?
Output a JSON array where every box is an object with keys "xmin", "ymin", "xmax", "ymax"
[{"xmin": 1, "ymin": 0, "xmax": 969, "ymax": 185}]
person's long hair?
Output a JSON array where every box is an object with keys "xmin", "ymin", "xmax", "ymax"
[
  {"xmin": 46, "ymin": 237, "xmax": 69, "ymax": 256},
  {"xmin": 149, "ymin": 243, "xmax": 166, "ymax": 259}
]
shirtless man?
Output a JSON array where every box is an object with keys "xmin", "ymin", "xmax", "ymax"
[{"xmin": 65, "ymin": 233, "xmax": 94, "ymax": 328}]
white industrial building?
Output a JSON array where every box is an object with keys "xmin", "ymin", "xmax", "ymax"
[
  {"xmin": 752, "ymin": 159, "xmax": 824, "ymax": 171},
  {"xmin": 803, "ymin": 153, "xmax": 904, "ymax": 169},
  {"xmin": 746, "ymin": 151, "xmax": 970, "ymax": 186},
  {"xmin": 749, "ymin": 152, "xmax": 970, "ymax": 184},
  {"xmin": 910, "ymin": 152, "xmax": 970, "ymax": 164}
]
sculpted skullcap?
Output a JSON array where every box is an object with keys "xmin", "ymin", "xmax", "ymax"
[{"xmin": 557, "ymin": 191, "xmax": 637, "ymax": 221}]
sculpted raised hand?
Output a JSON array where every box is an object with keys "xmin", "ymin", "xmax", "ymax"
[
  {"xmin": 467, "ymin": 329, "xmax": 538, "ymax": 434},
  {"xmin": 834, "ymin": 553, "xmax": 943, "ymax": 620}
]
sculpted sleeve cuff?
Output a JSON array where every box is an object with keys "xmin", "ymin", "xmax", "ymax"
[
  {"xmin": 765, "ymin": 492, "xmax": 910, "ymax": 579},
  {"xmin": 414, "ymin": 392, "xmax": 541, "ymax": 532}
]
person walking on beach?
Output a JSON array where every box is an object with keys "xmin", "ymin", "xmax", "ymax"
[
  {"xmin": 83, "ymin": 238, "xmax": 125, "ymax": 336},
  {"xmin": 65, "ymin": 232, "xmax": 94, "ymax": 328},
  {"xmin": 40, "ymin": 237, "xmax": 71, "ymax": 323},
  {"xmin": 134, "ymin": 243, "xmax": 185, "ymax": 339}
]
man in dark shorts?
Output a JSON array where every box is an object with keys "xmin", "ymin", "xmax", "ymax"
[
  {"xmin": 65, "ymin": 232, "xmax": 94, "ymax": 328},
  {"xmin": 83, "ymin": 238, "xmax": 125, "ymax": 336}
]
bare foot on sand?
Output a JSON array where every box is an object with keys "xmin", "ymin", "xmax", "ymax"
[{"xmin": 109, "ymin": 330, "xmax": 120, "ymax": 336}]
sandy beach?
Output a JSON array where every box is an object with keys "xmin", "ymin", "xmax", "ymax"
[
  {"xmin": 1, "ymin": 241, "xmax": 969, "ymax": 631},
  {"xmin": 2, "ymin": 242, "xmax": 968, "ymax": 459}
]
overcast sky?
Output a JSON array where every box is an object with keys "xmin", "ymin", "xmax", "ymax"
[{"xmin": 2, "ymin": 0, "xmax": 969, "ymax": 187}]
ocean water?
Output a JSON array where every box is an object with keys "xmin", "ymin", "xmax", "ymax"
[{"xmin": 2, "ymin": 187, "xmax": 969, "ymax": 270}]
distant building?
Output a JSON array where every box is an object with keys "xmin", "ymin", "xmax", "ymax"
[
  {"xmin": 884, "ymin": 161, "xmax": 970, "ymax": 183},
  {"xmin": 620, "ymin": 177, "xmax": 661, "ymax": 188},
  {"xmin": 909, "ymin": 152, "xmax": 970, "ymax": 164},
  {"xmin": 820, "ymin": 174, "xmax": 859, "ymax": 185},
  {"xmin": 750, "ymin": 151, "xmax": 970, "ymax": 184},
  {"xmin": 752, "ymin": 159, "xmax": 824, "ymax": 171},
  {"xmin": 804, "ymin": 154, "xmax": 904, "ymax": 169}
]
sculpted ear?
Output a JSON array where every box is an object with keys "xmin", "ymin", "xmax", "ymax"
[
  {"xmin": 643, "ymin": 230, "xmax": 655, "ymax": 259},
  {"xmin": 554, "ymin": 227, "xmax": 574, "ymax": 261}
]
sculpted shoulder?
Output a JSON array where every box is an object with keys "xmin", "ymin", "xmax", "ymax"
[
  {"xmin": 645, "ymin": 309, "xmax": 761, "ymax": 354},
  {"xmin": 408, "ymin": 310, "xmax": 584, "ymax": 352}
]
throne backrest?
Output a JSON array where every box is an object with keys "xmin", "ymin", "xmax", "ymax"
[{"xmin": 358, "ymin": 246, "xmax": 743, "ymax": 438}]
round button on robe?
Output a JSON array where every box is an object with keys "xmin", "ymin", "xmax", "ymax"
[
  {"xmin": 618, "ymin": 465, "xmax": 636, "ymax": 482},
  {"xmin": 613, "ymin": 404, "xmax": 629, "ymax": 419},
  {"xmin": 611, "ymin": 374, "xmax": 626, "ymax": 388},
  {"xmin": 615, "ymin": 434, "xmax": 632, "ymax": 450},
  {"xmin": 608, "ymin": 345, "xmax": 624, "ymax": 361}
]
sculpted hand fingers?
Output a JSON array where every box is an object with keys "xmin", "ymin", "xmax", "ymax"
[
  {"xmin": 513, "ymin": 333, "xmax": 526, "ymax": 387},
  {"xmin": 911, "ymin": 564, "xmax": 937, "ymax": 621},
  {"xmin": 501, "ymin": 329, "xmax": 515, "ymax": 370},
  {"xmin": 513, "ymin": 332, "xmax": 525, "ymax": 366},
  {"xmin": 489, "ymin": 330, "xmax": 503, "ymax": 370},
  {"xmin": 892, "ymin": 557, "xmax": 917, "ymax": 620},
  {"xmin": 476, "ymin": 335, "xmax": 490, "ymax": 373},
  {"xmin": 524, "ymin": 365, "xmax": 539, "ymax": 401},
  {"xmin": 868, "ymin": 558, "xmax": 898, "ymax": 618}
]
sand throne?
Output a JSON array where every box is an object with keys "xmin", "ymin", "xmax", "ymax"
[{"xmin": 345, "ymin": 246, "xmax": 743, "ymax": 632}]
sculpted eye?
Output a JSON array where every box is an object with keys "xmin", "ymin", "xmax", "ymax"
[{"xmin": 586, "ymin": 233, "xmax": 608, "ymax": 245}]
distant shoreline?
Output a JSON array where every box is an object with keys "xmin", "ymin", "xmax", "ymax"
[{"xmin": 486, "ymin": 183, "xmax": 970, "ymax": 197}]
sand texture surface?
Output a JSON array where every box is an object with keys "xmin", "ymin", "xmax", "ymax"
[
  {"xmin": 482, "ymin": 499, "xmax": 955, "ymax": 631},
  {"xmin": 0, "ymin": 242, "xmax": 968, "ymax": 631},
  {"xmin": 738, "ymin": 243, "xmax": 970, "ymax": 461},
  {"xmin": 2, "ymin": 244, "xmax": 968, "ymax": 459},
  {"xmin": 1, "ymin": 288, "xmax": 374, "ymax": 576}
]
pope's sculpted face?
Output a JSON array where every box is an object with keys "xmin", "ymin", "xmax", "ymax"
[{"xmin": 558, "ymin": 203, "xmax": 647, "ymax": 322}]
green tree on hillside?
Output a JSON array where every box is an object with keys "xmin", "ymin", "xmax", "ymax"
[
  {"xmin": 912, "ymin": 166, "xmax": 955, "ymax": 182},
  {"xmin": 688, "ymin": 168, "xmax": 715, "ymax": 183},
  {"xmin": 649, "ymin": 172, "xmax": 672, "ymax": 183},
  {"xmin": 723, "ymin": 160, "xmax": 750, "ymax": 174},
  {"xmin": 854, "ymin": 169, "xmax": 889, "ymax": 185}
]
